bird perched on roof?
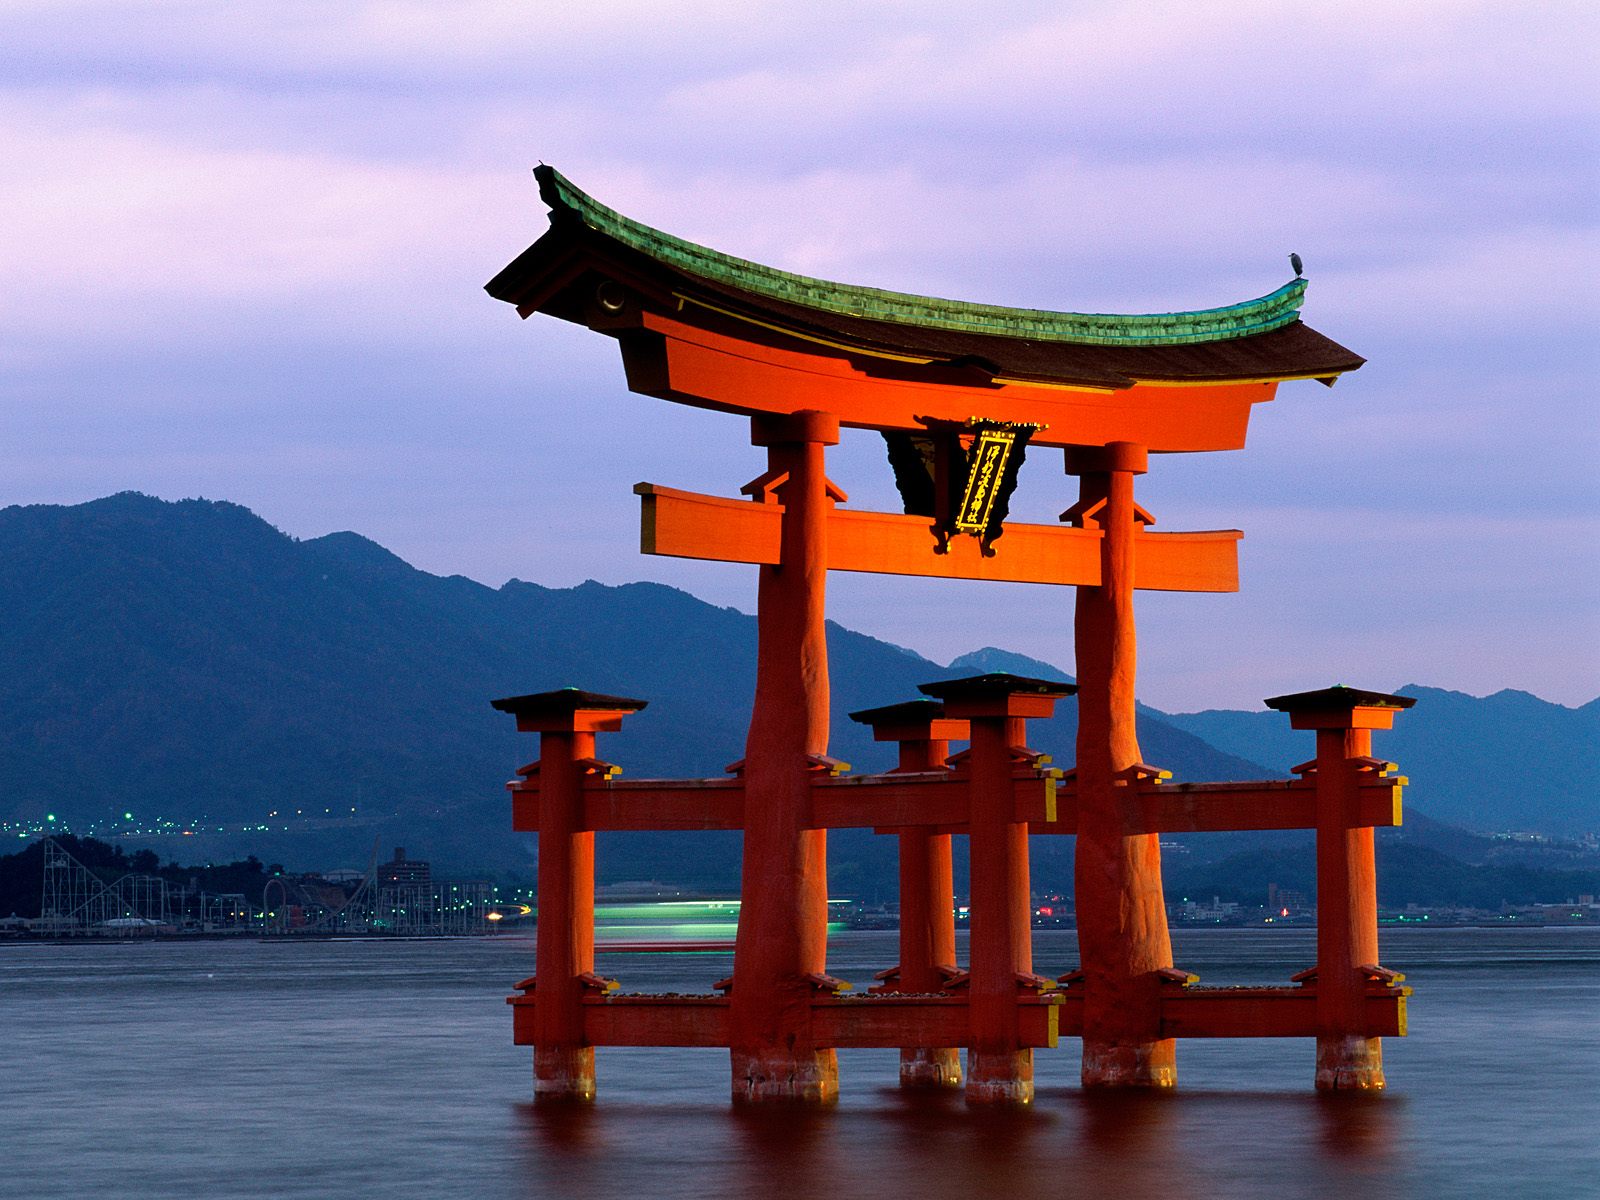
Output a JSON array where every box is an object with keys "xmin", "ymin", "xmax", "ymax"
[{"xmin": 1289, "ymin": 252, "xmax": 1304, "ymax": 277}]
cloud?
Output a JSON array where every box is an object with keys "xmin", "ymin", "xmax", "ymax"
[
  {"xmin": 4, "ymin": 0, "xmax": 1593, "ymax": 350},
  {"xmin": 0, "ymin": 103, "xmax": 529, "ymax": 348},
  {"xmin": 0, "ymin": 0, "xmax": 1595, "ymax": 708}
]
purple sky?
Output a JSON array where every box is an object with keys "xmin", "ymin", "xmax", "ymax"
[{"xmin": 2, "ymin": 1, "xmax": 1596, "ymax": 710}]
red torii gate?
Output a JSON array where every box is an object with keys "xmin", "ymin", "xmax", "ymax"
[{"xmin": 486, "ymin": 168, "xmax": 1414, "ymax": 1103}]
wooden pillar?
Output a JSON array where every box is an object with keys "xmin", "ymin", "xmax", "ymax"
[
  {"xmin": 967, "ymin": 709, "xmax": 1034, "ymax": 1102},
  {"xmin": 1315, "ymin": 722, "xmax": 1381, "ymax": 1088},
  {"xmin": 1266, "ymin": 686, "xmax": 1415, "ymax": 1090},
  {"xmin": 1067, "ymin": 441, "xmax": 1177, "ymax": 1088},
  {"xmin": 490, "ymin": 688, "xmax": 648, "ymax": 1101},
  {"xmin": 533, "ymin": 726, "xmax": 596, "ymax": 1099},
  {"xmin": 730, "ymin": 410, "xmax": 841, "ymax": 1103},
  {"xmin": 923, "ymin": 674, "xmax": 1072, "ymax": 1105},
  {"xmin": 850, "ymin": 699, "xmax": 969, "ymax": 1088}
]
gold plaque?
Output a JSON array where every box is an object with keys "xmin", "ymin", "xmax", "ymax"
[{"xmin": 954, "ymin": 428, "xmax": 1017, "ymax": 534}]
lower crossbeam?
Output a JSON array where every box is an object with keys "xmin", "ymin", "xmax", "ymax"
[
  {"xmin": 508, "ymin": 991, "xmax": 1062, "ymax": 1049},
  {"xmin": 1154, "ymin": 987, "xmax": 1409, "ymax": 1039}
]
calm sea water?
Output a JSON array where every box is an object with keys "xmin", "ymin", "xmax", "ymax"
[{"xmin": 2, "ymin": 928, "xmax": 1596, "ymax": 1200}]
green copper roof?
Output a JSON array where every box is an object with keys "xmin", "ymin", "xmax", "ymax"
[{"xmin": 535, "ymin": 166, "xmax": 1308, "ymax": 348}]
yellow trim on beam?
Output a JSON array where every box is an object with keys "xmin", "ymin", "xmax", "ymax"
[
  {"xmin": 673, "ymin": 293, "xmax": 938, "ymax": 365},
  {"xmin": 1120, "ymin": 372, "xmax": 1348, "ymax": 389},
  {"xmin": 985, "ymin": 375, "xmax": 1123, "ymax": 396},
  {"xmin": 989, "ymin": 371, "xmax": 1343, "ymax": 393}
]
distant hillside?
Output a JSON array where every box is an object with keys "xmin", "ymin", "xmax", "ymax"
[
  {"xmin": 1, "ymin": 493, "xmax": 1591, "ymax": 881},
  {"xmin": 946, "ymin": 646, "xmax": 1276, "ymax": 783},
  {"xmin": 1165, "ymin": 836, "xmax": 1600, "ymax": 911},
  {"xmin": 0, "ymin": 493, "xmax": 1262, "ymax": 875},
  {"xmin": 1165, "ymin": 687, "xmax": 1600, "ymax": 836}
]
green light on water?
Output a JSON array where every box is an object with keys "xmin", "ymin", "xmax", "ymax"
[
  {"xmin": 596, "ymin": 923, "xmax": 740, "ymax": 939},
  {"xmin": 594, "ymin": 902, "xmax": 740, "ymax": 920}
]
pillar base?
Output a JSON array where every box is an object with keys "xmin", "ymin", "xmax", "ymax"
[
  {"xmin": 730, "ymin": 1047, "xmax": 839, "ymax": 1104},
  {"xmin": 533, "ymin": 1046, "xmax": 596, "ymax": 1102},
  {"xmin": 1081, "ymin": 1038, "xmax": 1177, "ymax": 1089},
  {"xmin": 965, "ymin": 1050, "xmax": 1033, "ymax": 1105},
  {"xmin": 1316, "ymin": 1036, "xmax": 1385, "ymax": 1091},
  {"xmin": 900, "ymin": 1047, "xmax": 962, "ymax": 1089}
]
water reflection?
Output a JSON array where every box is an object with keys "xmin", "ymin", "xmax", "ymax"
[
  {"xmin": 10, "ymin": 932, "xmax": 1585, "ymax": 1200},
  {"xmin": 516, "ymin": 1098, "xmax": 604, "ymax": 1156},
  {"xmin": 509, "ymin": 1083, "xmax": 1418, "ymax": 1200},
  {"xmin": 1075, "ymin": 1089, "xmax": 1174, "ymax": 1155},
  {"xmin": 1315, "ymin": 1091, "xmax": 1403, "ymax": 1167},
  {"xmin": 728, "ymin": 1102, "xmax": 834, "ymax": 1160}
]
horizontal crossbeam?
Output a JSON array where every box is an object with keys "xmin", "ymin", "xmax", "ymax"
[
  {"xmin": 636, "ymin": 483, "xmax": 1241, "ymax": 592},
  {"xmin": 513, "ymin": 777, "xmax": 745, "ymax": 832},
  {"xmin": 510, "ymin": 771, "xmax": 1403, "ymax": 834},
  {"xmin": 1154, "ymin": 986, "xmax": 1409, "ymax": 1039},
  {"xmin": 508, "ymin": 990, "xmax": 1062, "ymax": 1049},
  {"xmin": 1027, "ymin": 777, "xmax": 1405, "ymax": 834},
  {"xmin": 509, "ymin": 986, "xmax": 1406, "ymax": 1045},
  {"xmin": 624, "ymin": 310, "xmax": 1279, "ymax": 452}
]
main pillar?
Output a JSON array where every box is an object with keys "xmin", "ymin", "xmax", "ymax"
[
  {"xmin": 851, "ymin": 698, "xmax": 969, "ymax": 1088},
  {"xmin": 1267, "ymin": 686, "xmax": 1416, "ymax": 1090},
  {"xmin": 730, "ymin": 410, "xmax": 841, "ymax": 1103},
  {"xmin": 1066, "ymin": 442, "xmax": 1177, "ymax": 1088}
]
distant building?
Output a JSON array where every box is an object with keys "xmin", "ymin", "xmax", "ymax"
[
  {"xmin": 1267, "ymin": 882, "xmax": 1310, "ymax": 914},
  {"xmin": 1180, "ymin": 896, "xmax": 1239, "ymax": 921},
  {"xmin": 379, "ymin": 847, "xmax": 430, "ymax": 886},
  {"xmin": 1492, "ymin": 831, "xmax": 1550, "ymax": 844}
]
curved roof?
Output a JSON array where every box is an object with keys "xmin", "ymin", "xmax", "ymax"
[
  {"xmin": 486, "ymin": 167, "xmax": 1363, "ymax": 394},
  {"xmin": 530, "ymin": 167, "xmax": 1306, "ymax": 349}
]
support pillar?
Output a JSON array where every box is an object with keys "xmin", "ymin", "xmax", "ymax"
[
  {"xmin": 850, "ymin": 699, "xmax": 969, "ymax": 1088},
  {"xmin": 1066, "ymin": 441, "xmax": 1177, "ymax": 1088},
  {"xmin": 1266, "ymin": 686, "xmax": 1416, "ymax": 1091},
  {"xmin": 491, "ymin": 688, "xmax": 649, "ymax": 1101},
  {"xmin": 533, "ymin": 728, "xmax": 596, "ymax": 1099},
  {"xmin": 730, "ymin": 410, "xmax": 842, "ymax": 1103},
  {"xmin": 922, "ymin": 673, "xmax": 1073, "ymax": 1105}
]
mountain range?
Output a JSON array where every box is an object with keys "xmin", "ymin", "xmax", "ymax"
[{"xmin": 1, "ymin": 493, "xmax": 1594, "ymax": 893}]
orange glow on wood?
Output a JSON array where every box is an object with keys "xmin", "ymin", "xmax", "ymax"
[
  {"xmin": 1026, "ymin": 777, "xmax": 1404, "ymax": 834},
  {"xmin": 1049, "ymin": 988, "xmax": 1408, "ymax": 1040},
  {"xmin": 509, "ymin": 992, "xmax": 1062, "ymax": 1050},
  {"xmin": 889, "ymin": 731, "xmax": 963, "ymax": 1086},
  {"xmin": 531, "ymin": 728, "xmax": 598, "ymax": 1100},
  {"xmin": 728, "ymin": 417, "xmax": 839, "ymax": 1102},
  {"xmin": 626, "ymin": 312, "xmax": 1277, "ymax": 452},
  {"xmin": 637, "ymin": 483, "xmax": 1240, "ymax": 592},
  {"xmin": 1315, "ymin": 724, "xmax": 1387, "ymax": 1089},
  {"xmin": 510, "ymin": 770, "xmax": 1403, "ymax": 834},
  {"xmin": 582, "ymin": 780, "xmax": 744, "ymax": 830},
  {"xmin": 1072, "ymin": 449, "xmax": 1177, "ymax": 1088}
]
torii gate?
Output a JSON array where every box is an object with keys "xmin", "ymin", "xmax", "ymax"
[{"xmin": 486, "ymin": 168, "xmax": 1414, "ymax": 1104}]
